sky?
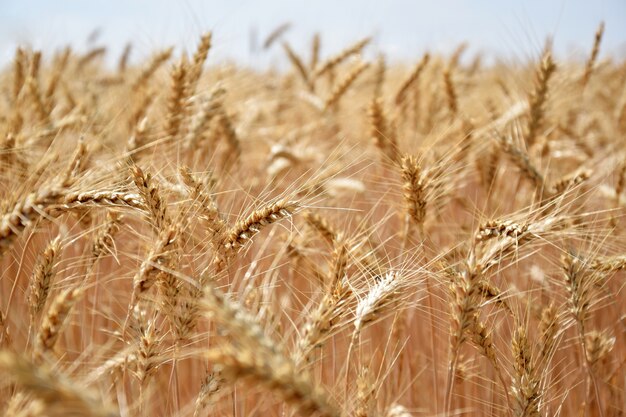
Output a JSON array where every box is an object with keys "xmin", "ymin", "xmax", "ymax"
[{"xmin": 0, "ymin": 0, "xmax": 624, "ymax": 67}]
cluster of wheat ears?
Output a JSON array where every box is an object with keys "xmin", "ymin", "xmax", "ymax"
[{"xmin": 0, "ymin": 22, "xmax": 623, "ymax": 417}]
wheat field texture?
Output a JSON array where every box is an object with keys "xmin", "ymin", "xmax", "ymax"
[{"xmin": 0, "ymin": 23, "xmax": 624, "ymax": 417}]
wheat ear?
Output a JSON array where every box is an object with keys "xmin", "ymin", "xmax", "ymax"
[
  {"xmin": 394, "ymin": 53, "xmax": 430, "ymax": 105},
  {"xmin": 369, "ymin": 98, "xmax": 400, "ymax": 164},
  {"xmin": 324, "ymin": 61, "xmax": 370, "ymax": 111},
  {"xmin": 34, "ymin": 288, "xmax": 83, "ymax": 360},
  {"xmin": 202, "ymin": 282, "xmax": 341, "ymax": 417},
  {"xmin": 0, "ymin": 351, "xmax": 117, "ymax": 417},
  {"xmin": 581, "ymin": 22, "xmax": 604, "ymax": 87},
  {"xmin": 283, "ymin": 42, "xmax": 313, "ymax": 91},
  {"xmin": 222, "ymin": 200, "xmax": 298, "ymax": 253},
  {"xmin": 28, "ymin": 236, "xmax": 62, "ymax": 326},
  {"xmin": 188, "ymin": 31, "xmax": 212, "ymax": 92},
  {"xmin": 314, "ymin": 37, "xmax": 371, "ymax": 79},
  {"xmin": 526, "ymin": 52, "xmax": 556, "ymax": 147},
  {"xmin": 132, "ymin": 47, "xmax": 173, "ymax": 91}
]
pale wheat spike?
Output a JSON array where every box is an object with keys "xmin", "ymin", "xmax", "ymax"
[
  {"xmin": 61, "ymin": 81, "xmax": 77, "ymax": 114},
  {"xmin": 496, "ymin": 134, "xmax": 545, "ymax": 189},
  {"xmin": 304, "ymin": 212, "xmax": 338, "ymax": 244},
  {"xmin": 562, "ymin": 252, "xmax": 594, "ymax": 329},
  {"xmin": 131, "ymin": 165, "xmax": 170, "ymax": 230},
  {"xmin": 470, "ymin": 317, "xmax": 501, "ymax": 375},
  {"xmin": 394, "ymin": 53, "xmax": 430, "ymax": 105},
  {"xmin": 369, "ymin": 97, "xmax": 400, "ymax": 164},
  {"xmin": 401, "ymin": 154, "xmax": 427, "ymax": 227},
  {"xmin": 476, "ymin": 280, "xmax": 511, "ymax": 313},
  {"xmin": 215, "ymin": 106, "xmax": 241, "ymax": 166},
  {"xmin": 314, "ymin": 37, "xmax": 371, "ymax": 79},
  {"xmin": 128, "ymin": 87, "xmax": 153, "ymax": 129},
  {"xmin": 285, "ymin": 238, "xmax": 326, "ymax": 286},
  {"xmin": 188, "ymin": 31, "xmax": 212, "ymax": 92},
  {"xmin": 27, "ymin": 49, "xmax": 40, "ymax": 80},
  {"xmin": 156, "ymin": 232, "xmax": 183, "ymax": 330},
  {"xmin": 34, "ymin": 288, "xmax": 82, "ymax": 358},
  {"xmin": 133, "ymin": 225, "xmax": 179, "ymax": 297},
  {"xmin": 550, "ymin": 168, "xmax": 591, "ymax": 196},
  {"xmin": 28, "ymin": 236, "xmax": 62, "ymax": 324},
  {"xmin": 585, "ymin": 329, "xmax": 615, "ymax": 371},
  {"xmin": 206, "ymin": 345, "xmax": 341, "ymax": 417},
  {"xmin": 562, "ymin": 251, "xmax": 607, "ymax": 416},
  {"xmin": 165, "ymin": 59, "xmax": 189, "ymax": 141},
  {"xmin": 510, "ymin": 326, "xmax": 541, "ymax": 417},
  {"xmin": 172, "ymin": 277, "xmax": 208, "ymax": 342},
  {"xmin": 449, "ymin": 42, "xmax": 468, "ymax": 69},
  {"xmin": 202, "ymin": 280, "xmax": 277, "ymax": 352},
  {"xmin": 203, "ymin": 278, "xmax": 340, "ymax": 416},
  {"xmin": 76, "ymin": 47, "xmax": 106, "ymax": 72},
  {"xmin": 61, "ymin": 190, "xmax": 143, "ymax": 210},
  {"xmin": 179, "ymin": 166, "xmax": 226, "ymax": 238},
  {"xmin": 581, "ymin": 22, "xmax": 604, "ymax": 87},
  {"xmin": 538, "ymin": 303, "xmax": 560, "ymax": 363},
  {"xmin": 0, "ymin": 310, "xmax": 11, "ymax": 348},
  {"xmin": 449, "ymin": 275, "xmax": 477, "ymax": 353},
  {"xmin": 134, "ymin": 315, "xmax": 159, "ymax": 385},
  {"xmin": 477, "ymin": 215, "xmax": 568, "ymax": 275},
  {"xmin": 294, "ymin": 276, "xmax": 350, "ymax": 366},
  {"xmin": 310, "ymin": 33, "xmax": 321, "ymax": 70},
  {"xmin": 373, "ymin": 54, "xmax": 386, "ymax": 97},
  {"xmin": 90, "ymin": 211, "xmax": 122, "ymax": 260},
  {"xmin": 223, "ymin": 200, "xmax": 298, "ymax": 252},
  {"xmin": 193, "ymin": 371, "xmax": 223, "ymax": 417},
  {"xmin": 25, "ymin": 53, "xmax": 50, "ymax": 125},
  {"xmin": 475, "ymin": 220, "xmax": 528, "ymax": 243},
  {"xmin": 283, "ymin": 42, "xmax": 313, "ymax": 91},
  {"xmin": 0, "ymin": 188, "xmax": 65, "ymax": 256},
  {"xmin": 126, "ymin": 118, "xmax": 150, "ymax": 160},
  {"xmin": 60, "ymin": 136, "xmax": 88, "ymax": 187},
  {"xmin": 263, "ymin": 22, "xmax": 291, "ymax": 49},
  {"xmin": 323, "ymin": 60, "xmax": 370, "ymax": 111},
  {"xmin": 328, "ymin": 235, "xmax": 349, "ymax": 287},
  {"xmin": 469, "ymin": 317, "xmax": 514, "ymax": 414},
  {"xmin": 117, "ymin": 43, "xmax": 132, "ymax": 73},
  {"xmin": 526, "ymin": 51, "xmax": 556, "ymax": 147},
  {"xmin": 443, "ymin": 64, "xmax": 458, "ymax": 117},
  {"xmin": 354, "ymin": 367, "xmax": 376, "ymax": 417},
  {"xmin": 5, "ymin": 391, "xmax": 46, "ymax": 417},
  {"xmin": 589, "ymin": 255, "xmax": 626, "ymax": 273},
  {"xmin": 132, "ymin": 47, "xmax": 174, "ymax": 91},
  {"xmin": 183, "ymin": 85, "xmax": 225, "ymax": 150},
  {"xmin": 386, "ymin": 404, "xmax": 411, "ymax": 417},
  {"xmin": 43, "ymin": 47, "xmax": 70, "ymax": 111},
  {"xmin": 294, "ymin": 237, "xmax": 351, "ymax": 365},
  {"xmin": 0, "ymin": 351, "xmax": 116, "ymax": 417},
  {"xmin": 13, "ymin": 47, "xmax": 26, "ymax": 102},
  {"xmin": 354, "ymin": 271, "xmax": 403, "ymax": 334},
  {"xmin": 446, "ymin": 256, "xmax": 492, "ymax": 414}
]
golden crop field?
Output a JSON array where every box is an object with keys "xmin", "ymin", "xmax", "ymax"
[{"xmin": 0, "ymin": 23, "xmax": 624, "ymax": 417}]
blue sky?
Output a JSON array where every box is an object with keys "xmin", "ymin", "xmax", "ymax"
[{"xmin": 1, "ymin": 1, "xmax": 624, "ymax": 66}]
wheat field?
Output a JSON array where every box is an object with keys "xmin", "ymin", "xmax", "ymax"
[{"xmin": 0, "ymin": 23, "xmax": 624, "ymax": 417}]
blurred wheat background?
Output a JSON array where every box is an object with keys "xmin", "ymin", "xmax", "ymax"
[{"xmin": 0, "ymin": 2, "xmax": 624, "ymax": 417}]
